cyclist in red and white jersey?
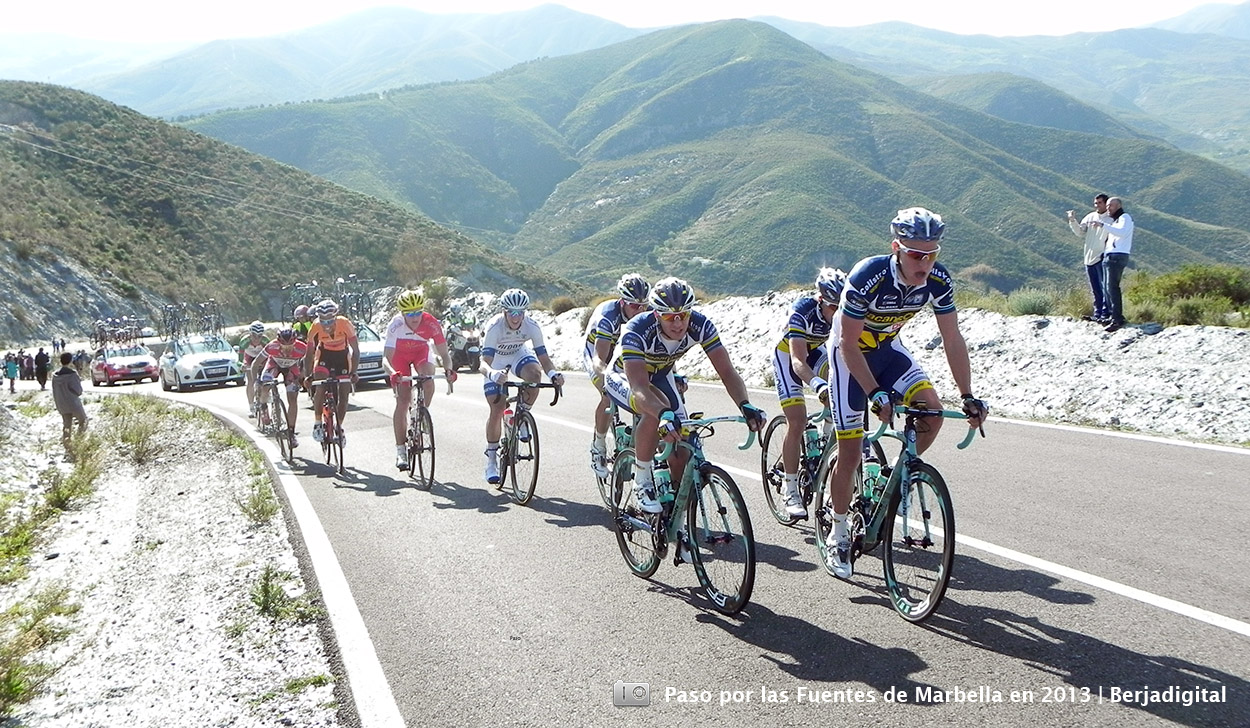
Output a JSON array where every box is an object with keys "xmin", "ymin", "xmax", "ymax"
[
  {"xmin": 238, "ymin": 321, "xmax": 268, "ymax": 417},
  {"xmin": 252, "ymin": 327, "xmax": 308, "ymax": 447},
  {"xmin": 383, "ymin": 289, "xmax": 457, "ymax": 470}
]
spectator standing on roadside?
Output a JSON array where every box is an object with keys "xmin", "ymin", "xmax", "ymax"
[
  {"xmin": 1102, "ymin": 197, "xmax": 1134, "ymax": 333},
  {"xmin": 4, "ymin": 353, "xmax": 17, "ymax": 393},
  {"xmin": 52, "ymin": 352, "xmax": 87, "ymax": 447},
  {"xmin": 1067, "ymin": 194, "xmax": 1111, "ymax": 323},
  {"xmin": 34, "ymin": 348, "xmax": 51, "ymax": 390}
]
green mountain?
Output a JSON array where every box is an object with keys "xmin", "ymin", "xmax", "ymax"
[
  {"xmin": 183, "ymin": 20, "xmax": 1250, "ymax": 295},
  {"xmin": 762, "ymin": 19, "xmax": 1250, "ymax": 173},
  {"xmin": 0, "ymin": 81, "xmax": 578, "ymax": 330},
  {"xmin": 73, "ymin": 5, "xmax": 642, "ymax": 118}
]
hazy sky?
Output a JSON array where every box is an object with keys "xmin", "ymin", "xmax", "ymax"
[{"xmin": 6, "ymin": 0, "xmax": 1229, "ymax": 42}]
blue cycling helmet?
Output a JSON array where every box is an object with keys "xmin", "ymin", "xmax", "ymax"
[
  {"xmin": 648, "ymin": 277, "xmax": 696, "ymax": 313},
  {"xmin": 616, "ymin": 274, "xmax": 651, "ymax": 305},
  {"xmin": 815, "ymin": 267, "xmax": 847, "ymax": 305},
  {"xmin": 890, "ymin": 207, "xmax": 945, "ymax": 242}
]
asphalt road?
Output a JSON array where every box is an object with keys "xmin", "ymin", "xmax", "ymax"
[{"xmin": 144, "ymin": 372, "xmax": 1249, "ymax": 728}]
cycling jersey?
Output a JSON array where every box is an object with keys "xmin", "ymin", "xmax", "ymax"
[
  {"xmin": 582, "ymin": 299, "xmax": 635, "ymax": 376},
  {"xmin": 259, "ymin": 339, "xmax": 307, "ymax": 371},
  {"xmin": 307, "ymin": 317, "xmax": 357, "ymax": 352},
  {"xmin": 772, "ymin": 295, "xmax": 831, "ymax": 409},
  {"xmin": 481, "ymin": 312, "xmax": 547, "ymax": 397},
  {"xmin": 237, "ymin": 334, "xmax": 267, "ymax": 364},
  {"xmin": 383, "ymin": 312, "xmax": 446, "ymax": 375},
  {"xmin": 292, "ymin": 320, "xmax": 313, "ymax": 342},
  {"xmin": 838, "ymin": 254, "xmax": 955, "ymax": 351},
  {"xmin": 613, "ymin": 310, "xmax": 722, "ymax": 373}
]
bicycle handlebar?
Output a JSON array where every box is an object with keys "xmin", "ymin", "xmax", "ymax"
[
  {"xmin": 868, "ymin": 406, "xmax": 981, "ymax": 450},
  {"xmin": 398, "ymin": 373, "xmax": 455, "ymax": 395},
  {"xmin": 502, "ymin": 379, "xmax": 561, "ymax": 406},
  {"xmin": 655, "ymin": 415, "xmax": 757, "ymax": 462}
]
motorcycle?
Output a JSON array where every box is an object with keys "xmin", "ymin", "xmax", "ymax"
[{"xmin": 444, "ymin": 313, "xmax": 482, "ymax": 373}]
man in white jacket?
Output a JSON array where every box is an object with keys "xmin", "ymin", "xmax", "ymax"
[
  {"xmin": 1102, "ymin": 197, "xmax": 1134, "ymax": 332},
  {"xmin": 1067, "ymin": 194, "xmax": 1111, "ymax": 323}
]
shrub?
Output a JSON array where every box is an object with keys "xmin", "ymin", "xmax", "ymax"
[
  {"xmin": 549, "ymin": 296, "xmax": 576, "ymax": 316},
  {"xmin": 1006, "ymin": 287, "xmax": 1055, "ymax": 316}
]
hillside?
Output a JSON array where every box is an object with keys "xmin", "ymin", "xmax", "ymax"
[
  {"xmin": 0, "ymin": 81, "xmax": 580, "ymax": 346},
  {"xmin": 70, "ymin": 5, "xmax": 643, "ymax": 119},
  {"xmin": 184, "ymin": 20, "xmax": 1250, "ymax": 295},
  {"xmin": 764, "ymin": 19, "xmax": 1250, "ymax": 174}
]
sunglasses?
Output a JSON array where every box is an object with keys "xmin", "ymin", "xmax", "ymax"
[
  {"xmin": 658, "ymin": 311, "xmax": 690, "ymax": 322},
  {"xmin": 897, "ymin": 242, "xmax": 941, "ymax": 262},
  {"xmin": 505, "ymin": 308, "xmax": 525, "ymax": 317},
  {"xmin": 403, "ymin": 310, "xmax": 424, "ymax": 318}
]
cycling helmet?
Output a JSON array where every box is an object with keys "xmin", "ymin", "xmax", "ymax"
[
  {"xmin": 499, "ymin": 288, "xmax": 530, "ymax": 311},
  {"xmin": 816, "ymin": 267, "xmax": 847, "ymax": 305},
  {"xmin": 316, "ymin": 299, "xmax": 339, "ymax": 319},
  {"xmin": 648, "ymin": 277, "xmax": 696, "ymax": 313},
  {"xmin": 890, "ymin": 207, "xmax": 945, "ymax": 242},
  {"xmin": 276, "ymin": 327, "xmax": 296, "ymax": 343},
  {"xmin": 293, "ymin": 304, "xmax": 310, "ymax": 319},
  {"xmin": 396, "ymin": 289, "xmax": 425, "ymax": 313},
  {"xmin": 616, "ymin": 273, "xmax": 651, "ymax": 305},
  {"xmin": 248, "ymin": 320, "xmax": 265, "ymax": 336}
]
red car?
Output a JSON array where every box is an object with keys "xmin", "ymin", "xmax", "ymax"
[{"xmin": 91, "ymin": 344, "xmax": 159, "ymax": 386}]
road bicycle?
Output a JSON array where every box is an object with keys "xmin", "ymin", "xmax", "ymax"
[
  {"xmin": 495, "ymin": 377, "xmax": 561, "ymax": 505},
  {"xmin": 760, "ymin": 403, "xmax": 886, "ymax": 526},
  {"xmin": 254, "ymin": 376, "xmax": 295, "ymax": 464},
  {"xmin": 398, "ymin": 374, "xmax": 452, "ymax": 487},
  {"xmin": 611, "ymin": 414, "xmax": 757, "ymax": 615},
  {"xmin": 313, "ymin": 374, "xmax": 348, "ymax": 475},
  {"xmin": 593, "ymin": 402, "xmax": 632, "ymax": 508},
  {"xmin": 813, "ymin": 405, "xmax": 982, "ymax": 622}
]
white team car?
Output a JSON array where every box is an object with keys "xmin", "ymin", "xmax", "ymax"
[
  {"xmin": 159, "ymin": 334, "xmax": 244, "ymax": 391},
  {"xmin": 354, "ymin": 321, "xmax": 388, "ymax": 385}
]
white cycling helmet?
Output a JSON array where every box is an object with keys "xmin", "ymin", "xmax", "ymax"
[
  {"xmin": 248, "ymin": 320, "xmax": 265, "ymax": 336},
  {"xmin": 499, "ymin": 288, "xmax": 530, "ymax": 311},
  {"xmin": 315, "ymin": 299, "xmax": 339, "ymax": 319}
]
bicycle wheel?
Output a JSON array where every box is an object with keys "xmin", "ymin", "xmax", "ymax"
[
  {"xmin": 409, "ymin": 405, "xmax": 436, "ymax": 487},
  {"xmin": 509, "ymin": 411, "xmax": 539, "ymax": 505},
  {"xmin": 610, "ymin": 448, "xmax": 660, "ymax": 578},
  {"xmin": 323, "ymin": 408, "xmax": 343, "ymax": 474},
  {"xmin": 759, "ymin": 415, "xmax": 799, "ymax": 526},
  {"xmin": 813, "ymin": 439, "xmax": 887, "ymax": 576},
  {"xmin": 882, "ymin": 462, "xmax": 955, "ymax": 623},
  {"xmin": 272, "ymin": 395, "xmax": 292, "ymax": 464},
  {"xmin": 595, "ymin": 454, "xmax": 615, "ymax": 510},
  {"xmin": 687, "ymin": 465, "xmax": 755, "ymax": 615}
]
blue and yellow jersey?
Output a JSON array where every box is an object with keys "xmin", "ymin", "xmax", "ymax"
[
  {"xmin": 584, "ymin": 299, "xmax": 632, "ymax": 349},
  {"xmin": 775, "ymin": 295, "xmax": 831, "ymax": 355},
  {"xmin": 839, "ymin": 254, "xmax": 956, "ymax": 351},
  {"xmin": 614, "ymin": 310, "xmax": 723, "ymax": 373}
]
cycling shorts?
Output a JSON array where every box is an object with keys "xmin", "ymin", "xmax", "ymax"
[
  {"xmin": 316, "ymin": 349, "xmax": 351, "ymax": 378},
  {"xmin": 483, "ymin": 348, "xmax": 539, "ymax": 398},
  {"xmin": 771, "ymin": 342, "xmax": 830, "ymax": 410},
  {"xmin": 604, "ymin": 368, "xmax": 688, "ymax": 423},
  {"xmin": 261, "ymin": 364, "xmax": 302, "ymax": 393},
  {"xmin": 830, "ymin": 340, "xmax": 933, "ymax": 440}
]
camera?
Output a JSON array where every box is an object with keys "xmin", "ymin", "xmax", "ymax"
[{"xmin": 613, "ymin": 682, "xmax": 650, "ymax": 707}]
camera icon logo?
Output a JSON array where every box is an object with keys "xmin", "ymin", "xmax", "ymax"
[{"xmin": 613, "ymin": 681, "xmax": 651, "ymax": 707}]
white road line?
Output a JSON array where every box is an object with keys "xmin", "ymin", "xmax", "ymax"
[
  {"xmin": 514, "ymin": 393, "xmax": 1250, "ymax": 638},
  {"xmin": 200, "ymin": 402, "xmax": 406, "ymax": 728}
]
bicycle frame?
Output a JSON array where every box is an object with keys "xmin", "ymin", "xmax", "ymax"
[{"xmin": 496, "ymin": 378, "xmax": 561, "ymax": 504}]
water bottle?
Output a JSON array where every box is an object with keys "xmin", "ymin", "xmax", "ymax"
[
  {"xmin": 503, "ymin": 408, "xmax": 514, "ymax": 429},
  {"xmin": 863, "ymin": 456, "xmax": 882, "ymax": 503},
  {"xmin": 654, "ymin": 461, "xmax": 674, "ymax": 503},
  {"xmin": 803, "ymin": 424, "xmax": 821, "ymax": 459}
]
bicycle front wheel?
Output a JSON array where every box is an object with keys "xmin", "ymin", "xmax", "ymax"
[
  {"xmin": 409, "ymin": 405, "xmax": 435, "ymax": 487},
  {"xmin": 882, "ymin": 462, "xmax": 955, "ymax": 623},
  {"xmin": 272, "ymin": 395, "xmax": 292, "ymax": 464},
  {"xmin": 687, "ymin": 465, "xmax": 755, "ymax": 615},
  {"xmin": 509, "ymin": 411, "xmax": 539, "ymax": 505},
  {"xmin": 323, "ymin": 408, "xmax": 343, "ymax": 475},
  {"xmin": 610, "ymin": 448, "xmax": 660, "ymax": 578},
  {"xmin": 759, "ymin": 415, "xmax": 799, "ymax": 526}
]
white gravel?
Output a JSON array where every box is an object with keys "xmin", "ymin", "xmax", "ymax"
[{"xmin": 0, "ymin": 298, "xmax": 1245, "ymax": 727}]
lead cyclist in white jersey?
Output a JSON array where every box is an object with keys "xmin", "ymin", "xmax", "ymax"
[
  {"xmin": 825, "ymin": 207, "xmax": 988, "ymax": 579},
  {"xmin": 480, "ymin": 288, "xmax": 565, "ymax": 485}
]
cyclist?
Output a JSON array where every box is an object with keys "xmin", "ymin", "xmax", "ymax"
[
  {"xmin": 583, "ymin": 273, "xmax": 651, "ymax": 479},
  {"xmin": 384, "ymin": 289, "xmax": 458, "ymax": 471},
  {"xmin": 480, "ymin": 288, "xmax": 564, "ymax": 485},
  {"xmin": 251, "ymin": 327, "xmax": 308, "ymax": 448},
  {"xmin": 604, "ymin": 277, "xmax": 767, "ymax": 515},
  {"xmin": 770, "ymin": 267, "xmax": 845, "ymax": 519},
  {"xmin": 238, "ymin": 321, "xmax": 268, "ymax": 416},
  {"xmin": 302, "ymin": 299, "xmax": 360, "ymax": 446},
  {"xmin": 291, "ymin": 304, "xmax": 314, "ymax": 342},
  {"xmin": 825, "ymin": 207, "xmax": 988, "ymax": 579}
]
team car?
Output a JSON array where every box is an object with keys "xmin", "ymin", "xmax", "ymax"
[
  {"xmin": 353, "ymin": 321, "xmax": 388, "ymax": 385},
  {"xmin": 159, "ymin": 334, "xmax": 244, "ymax": 391},
  {"xmin": 91, "ymin": 344, "xmax": 159, "ymax": 387}
]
